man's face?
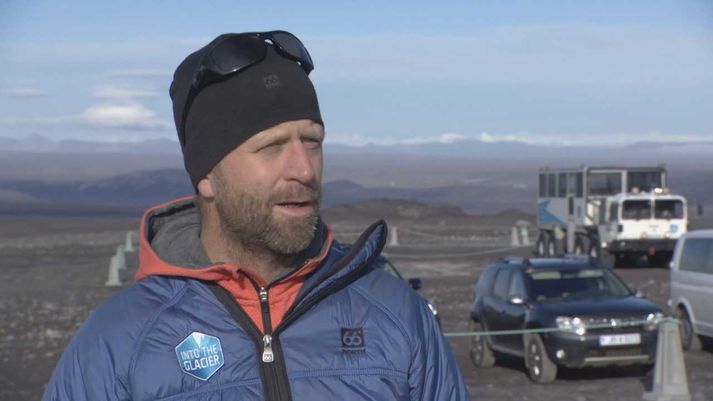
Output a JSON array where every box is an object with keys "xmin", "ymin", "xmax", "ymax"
[{"xmin": 207, "ymin": 119, "xmax": 324, "ymax": 255}]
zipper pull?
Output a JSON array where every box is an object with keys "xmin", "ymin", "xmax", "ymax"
[
  {"xmin": 259, "ymin": 287, "xmax": 268, "ymax": 302},
  {"xmin": 262, "ymin": 334, "xmax": 274, "ymax": 363}
]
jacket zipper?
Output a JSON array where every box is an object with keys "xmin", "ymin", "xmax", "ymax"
[
  {"xmin": 259, "ymin": 287, "xmax": 274, "ymax": 363},
  {"xmin": 208, "ymin": 221, "xmax": 386, "ymax": 401},
  {"xmin": 250, "ymin": 278, "xmax": 291, "ymax": 401}
]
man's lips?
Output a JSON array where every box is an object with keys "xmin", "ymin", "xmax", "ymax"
[{"xmin": 274, "ymin": 200, "xmax": 316, "ymax": 208}]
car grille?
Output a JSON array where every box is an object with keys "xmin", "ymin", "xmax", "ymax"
[
  {"xmin": 586, "ymin": 347, "xmax": 645, "ymax": 358},
  {"xmin": 582, "ymin": 317, "xmax": 648, "ymax": 334}
]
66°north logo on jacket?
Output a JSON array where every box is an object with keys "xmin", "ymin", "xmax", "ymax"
[
  {"xmin": 341, "ymin": 327, "xmax": 365, "ymax": 352},
  {"xmin": 175, "ymin": 332, "xmax": 224, "ymax": 381}
]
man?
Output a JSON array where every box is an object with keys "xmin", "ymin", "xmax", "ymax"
[{"xmin": 43, "ymin": 31, "xmax": 468, "ymax": 401}]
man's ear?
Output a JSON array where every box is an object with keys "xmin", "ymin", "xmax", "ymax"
[{"xmin": 197, "ymin": 176, "xmax": 215, "ymax": 199}]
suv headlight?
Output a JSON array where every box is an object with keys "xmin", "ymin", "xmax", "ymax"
[
  {"xmin": 556, "ymin": 316, "xmax": 586, "ymax": 335},
  {"xmin": 645, "ymin": 312, "xmax": 664, "ymax": 331}
]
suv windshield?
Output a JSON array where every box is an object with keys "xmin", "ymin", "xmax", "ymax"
[{"xmin": 526, "ymin": 269, "xmax": 631, "ymax": 302}]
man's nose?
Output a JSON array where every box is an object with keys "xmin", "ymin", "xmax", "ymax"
[{"xmin": 283, "ymin": 139, "xmax": 318, "ymax": 184}]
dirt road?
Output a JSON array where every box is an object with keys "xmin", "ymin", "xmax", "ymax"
[{"xmin": 1, "ymin": 218, "xmax": 711, "ymax": 400}]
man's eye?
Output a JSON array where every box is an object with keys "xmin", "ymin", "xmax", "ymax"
[
  {"xmin": 304, "ymin": 138, "xmax": 322, "ymax": 149},
  {"xmin": 257, "ymin": 142, "xmax": 281, "ymax": 153}
]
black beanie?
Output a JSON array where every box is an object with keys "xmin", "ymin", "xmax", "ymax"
[{"xmin": 169, "ymin": 34, "xmax": 323, "ymax": 187}]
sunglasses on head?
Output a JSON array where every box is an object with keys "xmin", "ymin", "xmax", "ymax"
[{"xmin": 180, "ymin": 30, "xmax": 314, "ymax": 144}]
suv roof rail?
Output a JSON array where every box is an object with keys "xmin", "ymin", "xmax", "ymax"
[
  {"xmin": 562, "ymin": 253, "xmax": 598, "ymax": 265},
  {"xmin": 498, "ymin": 256, "xmax": 531, "ymax": 266}
]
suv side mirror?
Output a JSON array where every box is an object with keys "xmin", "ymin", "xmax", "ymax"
[
  {"xmin": 408, "ymin": 277, "xmax": 423, "ymax": 291},
  {"xmin": 508, "ymin": 295, "xmax": 525, "ymax": 305}
]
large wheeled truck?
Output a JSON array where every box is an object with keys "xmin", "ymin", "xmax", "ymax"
[{"xmin": 535, "ymin": 165, "xmax": 688, "ymax": 267}]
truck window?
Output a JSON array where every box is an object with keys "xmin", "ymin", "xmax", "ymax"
[
  {"xmin": 655, "ymin": 199, "xmax": 684, "ymax": 219},
  {"xmin": 558, "ymin": 173, "xmax": 567, "ymax": 198},
  {"xmin": 622, "ymin": 200, "xmax": 651, "ymax": 220},
  {"xmin": 588, "ymin": 172, "xmax": 622, "ymax": 196},
  {"xmin": 539, "ymin": 174, "xmax": 547, "ymax": 197},
  {"xmin": 628, "ymin": 171, "xmax": 663, "ymax": 192},
  {"xmin": 547, "ymin": 174, "xmax": 556, "ymax": 197},
  {"xmin": 679, "ymin": 239, "xmax": 713, "ymax": 274}
]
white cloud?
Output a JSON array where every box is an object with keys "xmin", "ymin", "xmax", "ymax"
[
  {"xmin": 327, "ymin": 130, "xmax": 713, "ymax": 148},
  {"xmin": 0, "ymin": 102, "xmax": 172, "ymax": 131},
  {"xmin": 78, "ymin": 103, "xmax": 172, "ymax": 130},
  {"xmin": 4, "ymin": 87, "xmax": 47, "ymax": 98},
  {"xmin": 92, "ymin": 85, "xmax": 161, "ymax": 99}
]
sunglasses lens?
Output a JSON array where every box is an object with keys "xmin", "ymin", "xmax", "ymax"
[
  {"xmin": 208, "ymin": 36, "xmax": 265, "ymax": 75},
  {"xmin": 271, "ymin": 31, "xmax": 313, "ymax": 72}
]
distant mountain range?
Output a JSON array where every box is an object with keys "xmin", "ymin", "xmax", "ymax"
[
  {"xmin": 1, "ymin": 134, "xmax": 711, "ymax": 217},
  {"xmin": 1, "ymin": 165, "xmax": 710, "ymax": 218},
  {"xmin": 2, "ymin": 134, "xmax": 181, "ymax": 154},
  {"xmin": 3, "ymin": 134, "xmax": 713, "ymax": 165},
  {"xmin": 0, "ymin": 171, "xmax": 531, "ymax": 216}
]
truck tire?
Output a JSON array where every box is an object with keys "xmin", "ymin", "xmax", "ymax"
[
  {"xmin": 573, "ymin": 236, "xmax": 586, "ymax": 255},
  {"xmin": 589, "ymin": 239, "xmax": 616, "ymax": 268},
  {"xmin": 535, "ymin": 232, "xmax": 548, "ymax": 257},
  {"xmin": 546, "ymin": 233, "xmax": 557, "ymax": 257}
]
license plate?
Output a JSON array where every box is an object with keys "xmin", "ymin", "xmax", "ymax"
[{"xmin": 599, "ymin": 333, "xmax": 641, "ymax": 346}]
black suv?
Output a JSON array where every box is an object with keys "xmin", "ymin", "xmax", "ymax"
[{"xmin": 468, "ymin": 256, "xmax": 662, "ymax": 383}]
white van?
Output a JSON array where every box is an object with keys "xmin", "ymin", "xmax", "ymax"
[{"xmin": 669, "ymin": 229, "xmax": 713, "ymax": 350}]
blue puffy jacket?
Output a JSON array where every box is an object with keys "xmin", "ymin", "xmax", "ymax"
[{"xmin": 43, "ymin": 199, "xmax": 468, "ymax": 401}]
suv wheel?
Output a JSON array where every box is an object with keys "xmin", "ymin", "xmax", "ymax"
[
  {"xmin": 525, "ymin": 334, "xmax": 557, "ymax": 384},
  {"xmin": 469, "ymin": 320, "xmax": 495, "ymax": 367},
  {"xmin": 679, "ymin": 308, "xmax": 702, "ymax": 351}
]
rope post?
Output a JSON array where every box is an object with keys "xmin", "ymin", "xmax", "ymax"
[
  {"xmin": 511, "ymin": 227, "xmax": 521, "ymax": 247},
  {"xmin": 124, "ymin": 231, "xmax": 135, "ymax": 252},
  {"xmin": 388, "ymin": 226, "xmax": 399, "ymax": 247},
  {"xmin": 520, "ymin": 226, "xmax": 530, "ymax": 246},
  {"xmin": 114, "ymin": 244, "xmax": 127, "ymax": 270},
  {"xmin": 643, "ymin": 319, "xmax": 691, "ymax": 401},
  {"xmin": 105, "ymin": 254, "xmax": 122, "ymax": 287}
]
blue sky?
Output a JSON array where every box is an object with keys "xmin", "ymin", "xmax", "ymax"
[{"xmin": 1, "ymin": 0, "xmax": 712, "ymax": 147}]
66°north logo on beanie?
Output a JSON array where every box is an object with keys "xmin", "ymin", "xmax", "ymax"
[{"xmin": 175, "ymin": 332, "xmax": 225, "ymax": 381}]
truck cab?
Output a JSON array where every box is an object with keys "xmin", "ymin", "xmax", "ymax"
[{"xmin": 597, "ymin": 191, "xmax": 687, "ymax": 266}]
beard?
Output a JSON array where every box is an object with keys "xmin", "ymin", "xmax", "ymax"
[{"xmin": 212, "ymin": 172, "xmax": 320, "ymax": 256}]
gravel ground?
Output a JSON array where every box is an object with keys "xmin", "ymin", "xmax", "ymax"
[{"xmin": 1, "ymin": 217, "xmax": 711, "ymax": 400}]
